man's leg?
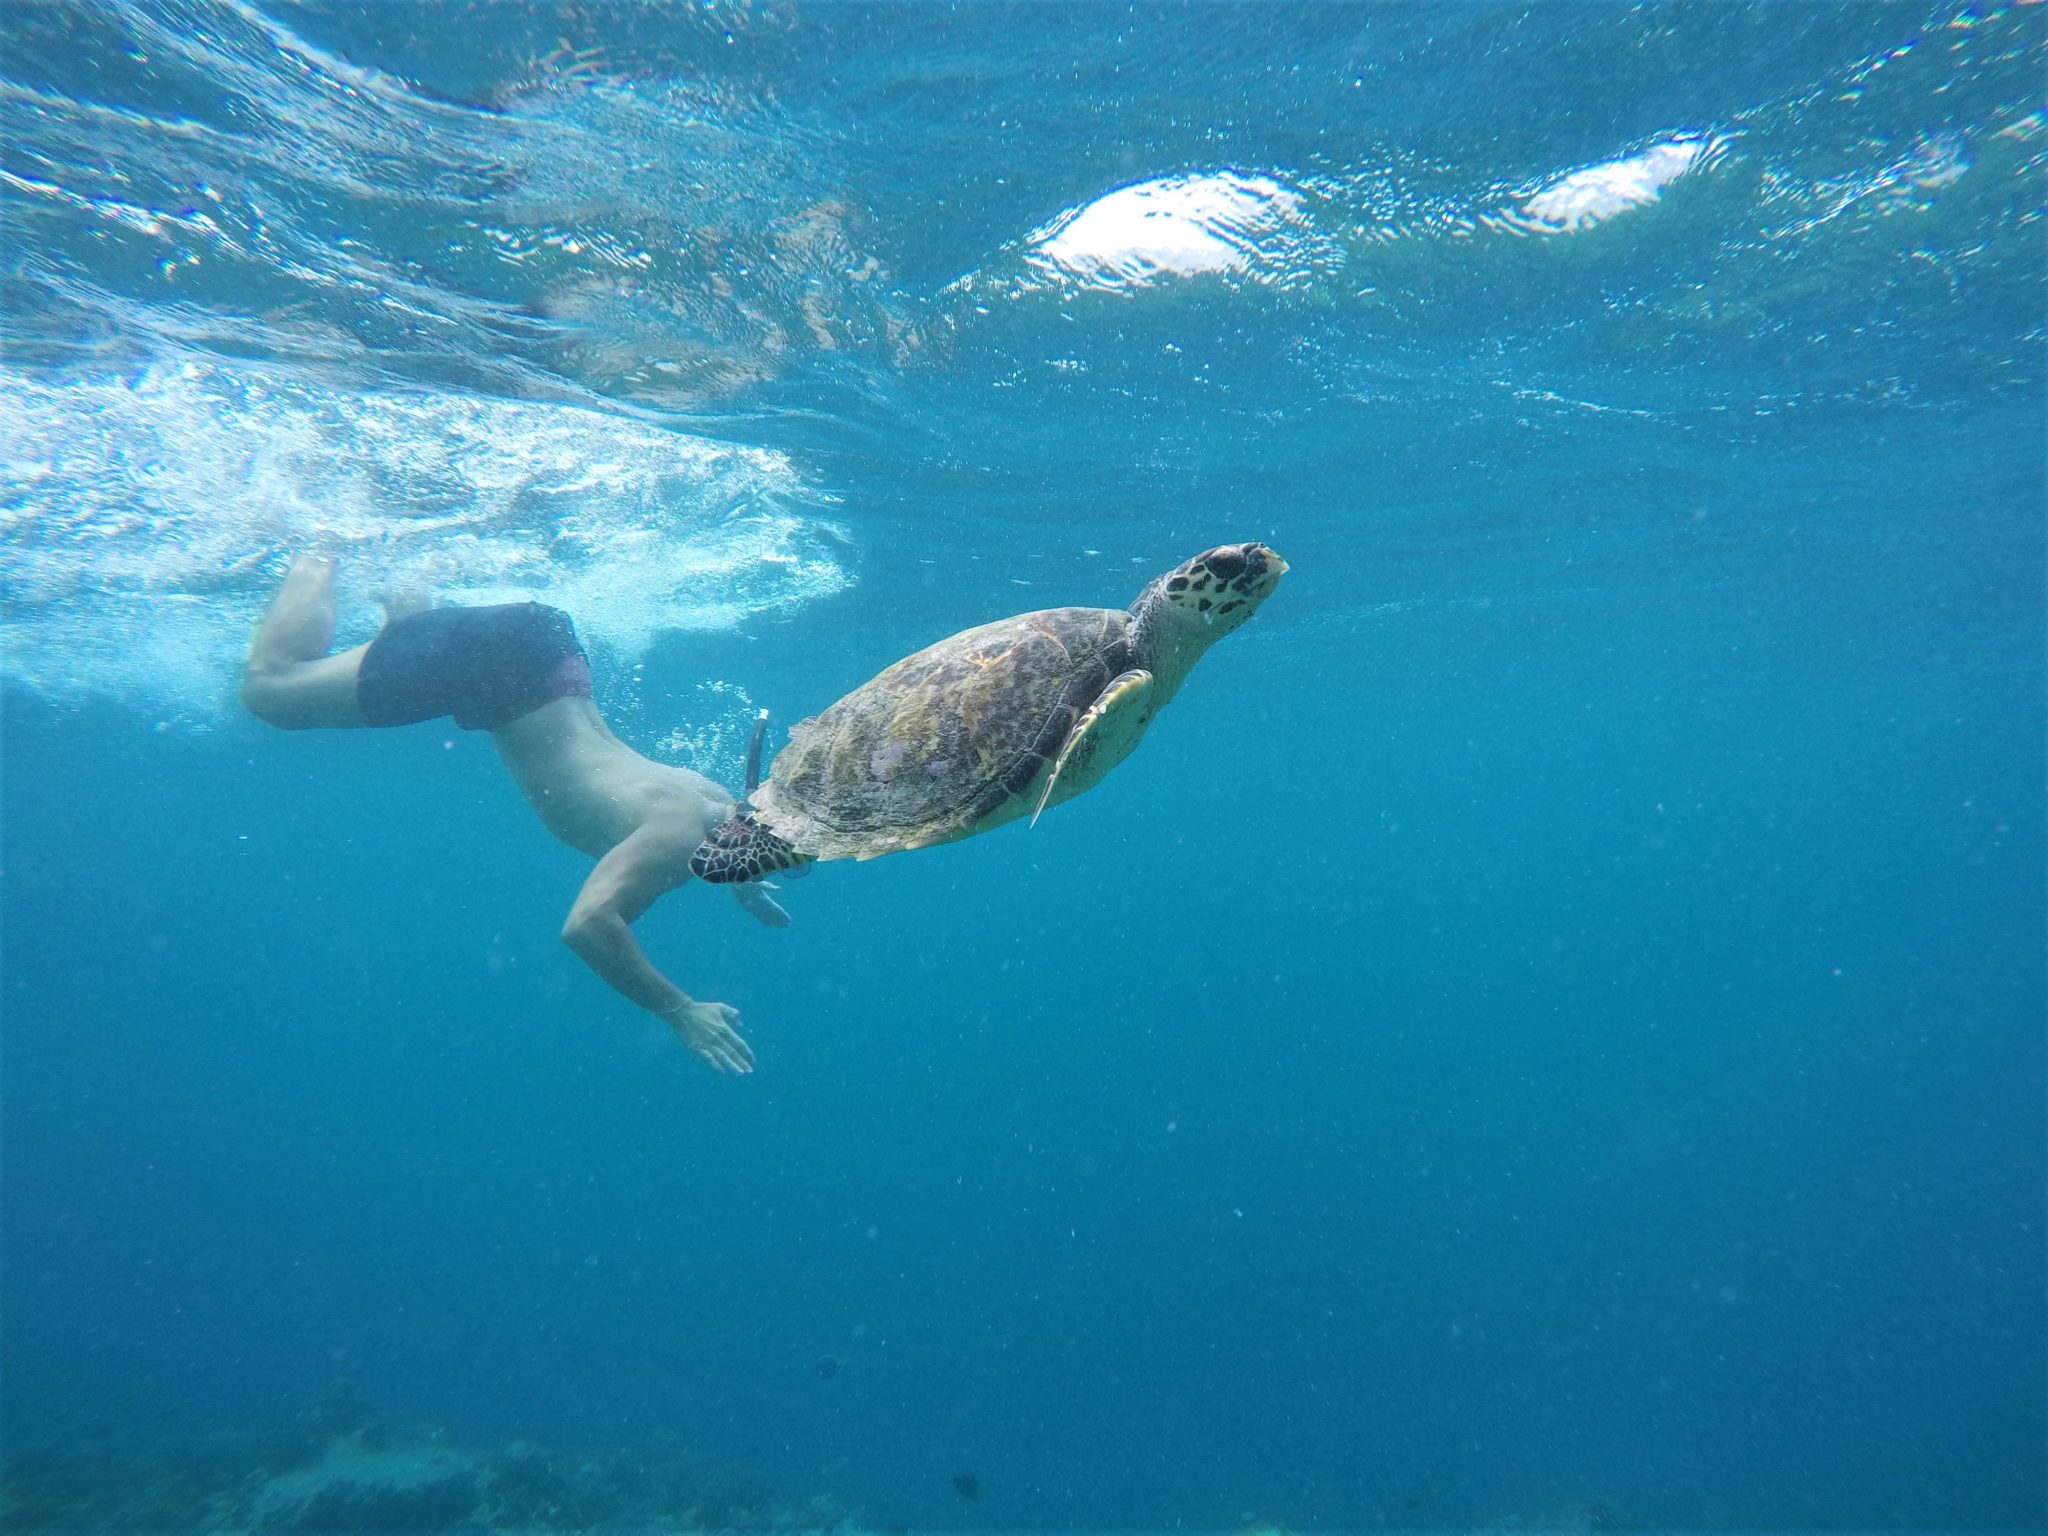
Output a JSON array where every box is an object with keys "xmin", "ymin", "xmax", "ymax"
[{"xmin": 241, "ymin": 555, "xmax": 372, "ymax": 729}]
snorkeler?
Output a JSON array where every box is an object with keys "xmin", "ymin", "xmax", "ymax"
[{"xmin": 240, "ymin": 554, "xmax": 780, "ymax": 1075}]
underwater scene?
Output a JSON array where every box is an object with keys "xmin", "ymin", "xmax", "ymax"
[{"xmin": 2, "ymin": 2, "xmax": 2043, "ymax": 1532}]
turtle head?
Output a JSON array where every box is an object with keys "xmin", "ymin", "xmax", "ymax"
[
  {"xmin": 1147, "ymin": 542, "xmax": 1287, "ymax": 637},
  {"xmin": 1131, "ymin": 543, "xmax": 1286, "ymax": 695}
]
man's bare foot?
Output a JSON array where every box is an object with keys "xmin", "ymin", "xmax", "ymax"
[{"xmin": 377, "ymin": 581, "xmax": 434, "ymax": 623}]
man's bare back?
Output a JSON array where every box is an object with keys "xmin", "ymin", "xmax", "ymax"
[{"xmin": 242, "ymin": 554, "xmax": 781, "ymax": 1074}]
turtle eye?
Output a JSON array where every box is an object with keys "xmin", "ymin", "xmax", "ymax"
[{"xmin": 1203, "ymin": 548, "xmax": 1247, "ymax": 582}]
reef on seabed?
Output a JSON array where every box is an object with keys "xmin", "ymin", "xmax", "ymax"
[{"xmin": 0, "ymin": 1392, "xmax": 853, "ymax": 1535}]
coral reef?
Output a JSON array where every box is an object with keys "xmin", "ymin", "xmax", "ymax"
[
  {"xmin": 1478, "ymin": 1497, "xmax": 1639, "ymax": 1536},
  {"xmin": 0, "ymin": 1402, "xmax": 852, "ymax": 1535}
]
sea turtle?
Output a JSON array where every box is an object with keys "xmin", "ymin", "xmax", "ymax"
[{"xmin": 689, "ymin": 542, "xmax": 1286, "ymax": 882}]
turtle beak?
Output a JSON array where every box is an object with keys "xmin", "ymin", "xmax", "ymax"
[{"xmin": 1251, "ymin": 544, "xmax": 1287, "ymax": 579}]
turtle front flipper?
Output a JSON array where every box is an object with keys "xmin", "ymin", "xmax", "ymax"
[
  {"xmin": 691, "ymin": 812, "xmax": 812, "ymax": 883},
  {"xmin": 1032, "ymin": 667, "xmax": 1154, "ymax": 826}
]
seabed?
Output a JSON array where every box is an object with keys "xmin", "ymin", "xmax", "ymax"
[
  {"xmin": 4, "ymin": 1407, "xmax": 2022, "ymax": 1536},
  {"xmin": 0, "ymin": 1399, "xmax": 851, "ymax": 1534}
]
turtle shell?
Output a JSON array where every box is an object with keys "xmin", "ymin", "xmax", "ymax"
[{"xmin": 754, "ymin": 606, "xmax": 1133, "ymax": 859}]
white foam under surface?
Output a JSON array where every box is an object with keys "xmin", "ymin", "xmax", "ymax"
[{"xmin": 0, "ymin": 360, "xmax": 849, "ymax": 722}]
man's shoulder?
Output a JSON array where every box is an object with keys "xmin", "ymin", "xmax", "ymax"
[
  {"xmin": 631, "ymin": 767, "xmax": 737, "ymax": 846},
  {"xmin": 645, "ymin": 760, "xmax": 736, "ymax": 818}
]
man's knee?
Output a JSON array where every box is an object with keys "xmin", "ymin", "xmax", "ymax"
[
  {"xmin": 240, "ymin": 665, "xmax": 286, "ymax": 725},
  {"xmin": 241, "ymin": 664, "xmax": 322, "ymax": 729},
  {"xmin": 239, "ymin": 649, "xmax": 369, "ymax": 730}
]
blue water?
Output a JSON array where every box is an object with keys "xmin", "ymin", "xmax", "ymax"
[{"xmin": 3, "ymin": 2, "xmax": 2043, "ymax": 1530}]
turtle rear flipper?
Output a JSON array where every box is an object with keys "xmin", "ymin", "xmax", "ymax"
[{"xmin": 691, "ymin": 812, "xmax": 811, "ymax": 883}]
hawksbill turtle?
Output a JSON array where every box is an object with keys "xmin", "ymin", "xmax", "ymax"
[{"xmin": 690, "ymin": 542, "xmax": 1286, "ymax": 882}]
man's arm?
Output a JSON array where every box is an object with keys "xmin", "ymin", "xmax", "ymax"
[{"xmin": 561, "ymin": 824, "xmax": 755, "ymax": 1074}]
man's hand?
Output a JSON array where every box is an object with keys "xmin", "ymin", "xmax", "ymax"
[
  {"xmin": 667, "ymin": 999, "xmax": 756, "ymax": 1075},
  {"xmin": 729, "ymin": 880, "xmax": 791, "ymax": 929}
]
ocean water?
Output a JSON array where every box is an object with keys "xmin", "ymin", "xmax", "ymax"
[{"xmin": 2, "ymin": 2, "xmax": 2043, "ymax": 1531}]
